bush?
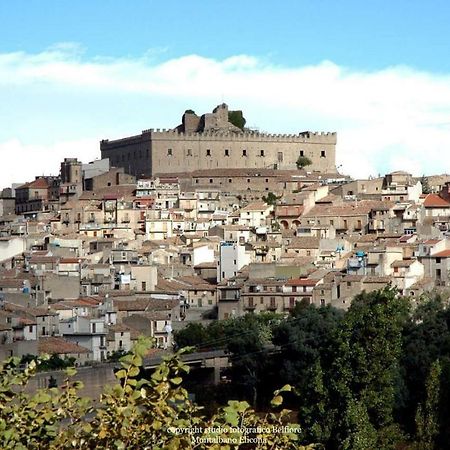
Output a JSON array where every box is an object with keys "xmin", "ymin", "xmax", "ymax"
[
  {"xmin": 0, "ymin": 337, "xmax": 311, "ymax": 449},
  {"xmin": 296, "ymin": 156, "xmax": 312, "ymax": 169}
]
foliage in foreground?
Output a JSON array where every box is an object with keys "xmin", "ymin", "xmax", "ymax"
[{"xmin": 0, "ymin": 337, "xmax": 314, "ymax": 450}]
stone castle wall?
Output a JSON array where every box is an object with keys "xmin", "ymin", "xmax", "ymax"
[{"xmin": 100, "ymin": 106, "xmax": 337, "ymax": 177}]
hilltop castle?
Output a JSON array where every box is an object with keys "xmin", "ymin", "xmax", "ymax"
[{"xmin": 100, "ymin": 104, "xmax": 337, "ymax": 177}]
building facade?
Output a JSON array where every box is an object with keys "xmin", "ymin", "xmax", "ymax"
[{"xmin": 100, "ymin": 104, "xmax": 337, "ymax": 177}]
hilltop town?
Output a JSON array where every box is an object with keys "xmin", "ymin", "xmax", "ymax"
[{"xmin": 1, "ymin": 104, "xmax": 449, "ymax": 365}]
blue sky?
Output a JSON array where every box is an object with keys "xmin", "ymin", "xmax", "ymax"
[{"xmin": 1, "ymin": 1, "xmax": 450, "ymax": 186}]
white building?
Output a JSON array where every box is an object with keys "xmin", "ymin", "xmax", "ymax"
[{"xmin": 218, "ymin": 242, "xmax": 251, "ymax": 282}]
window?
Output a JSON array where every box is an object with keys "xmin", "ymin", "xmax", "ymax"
[
  {"xmin": 224, "ymin": 149, "xmax": 229, "ymax": 156},
  {"xmin": 228, "ymin": 178, "xmax": 232, "ymax": 183},
  {"xmin": 330, "ymin": 219, "xmax": 334, "ymax": 226},
  {"xmin": 436, "ymin": 257, "xmax": 441, "ymax": 264},
  {"xmin": 277, "ymin": 152, "xmax": 283, "ymax": 162},
  {"xmin": 206, "ymin": 149, "xmax": 211, "ymax": 156},
  {"xmin": 209, "ymin": 179, "xmax": 213, "ymax": 183},
  {"xmin": 260, "ymin": 150, "xmax": 265, "ymax": 157},
  {"xmin": 347, "ymin": 282, "xmax": 351, "ymax": 287},
  {"xmin": 167, "ymin": 148, "xmax": 173, "ymax": 156},
  {"xmin": 292, "ymin": 286, "xmax": 297, "ymax": 293},
  {"xmin": 247, "ymin": 179, "xmax": 250, "ymax": 183},
  {"xmin": 300, "ymin": 150, "xmax": 304, "ymax": 156},
  {"xmin": 320, "ymin": 299, "xmax": 325, "ymax": 306},
  {"xmin": 321, "ymin": 150, "xmax": 326, "ymax": 157},
  {"xmin": 186, "ymin": 148, "xmax": 192, "ymax": 156},
  {"xmin": 242, "ymin": 149, "xmax": 247, "ymax": 156},
  {"xmin": 265, "ymin": 178, "xmax": 269, "ymax": 183}
]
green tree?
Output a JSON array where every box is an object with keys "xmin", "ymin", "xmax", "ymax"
[
  {"xmin": 272, "ymin": 304, "xmax": 343, "ymax": 444},
  {"xmin": 262, "ymin": 192, "xmax": 281, "ymax": 206},
  {"xmin": 329, "ymin": 287, "xmax": 409, "ymax": 448},
  {"xmin": 420, "ymin": 175, "xmax": 431, "ymax": 194},
  {"xmin": 414, "ymin": 359, "xmax": 441, "ymax": 450},
  {"xmin": 228, "ymin": 110, "xmax": 246, "ymax": 130},
  {"xmin": 0, "ymin": 337, "xmax": 312, "ymax": 449},
  {"xmin": 296, "ymin": 156, "xmax": 312, "ymax": 169}
]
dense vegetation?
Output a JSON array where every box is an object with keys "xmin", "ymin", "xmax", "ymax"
[
  {"xmin": 175, "ymin": 287, "xmax": 450, "ymax": 449},
  {"xmin": 0, "ymin": 337, "xmax": 308, "ymax": 450},
  {"xmin": 2, "ymin": 287, "xmax": 450, "ymax": 448},
  {"xmin": 296, "ymin": 156, "xmax": 312, "ymax": 169},
  {"xmin": 228, "ymin": 111, "xmax": 246, "ymax": 130}
]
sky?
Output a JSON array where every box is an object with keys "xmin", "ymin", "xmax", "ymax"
[{"xmin": 1, "ymin": 0, "xmax": 450, "ymax": 187}]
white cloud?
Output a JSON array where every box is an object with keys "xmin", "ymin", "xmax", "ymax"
[
  {"xmin": 1, "ymin": 46, "xmax": 450, "ymax": 188},
  {"xmin": 0, "ymin": 138, "xmax": 98, "ymax": 188}
]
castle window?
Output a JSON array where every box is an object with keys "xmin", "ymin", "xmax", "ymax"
[
  {"xmin": 206, "ymin": 149, "xmax": 211, "ymax": 156},
  {"xmin": 277, "ymin": 152, "xmax": 283, "ymax": 162},
  {"xmin": 228, "ymin": 179, "xmax": 232, "ymax": 183},
  {"xmin": 224, "ymin": 149, "xmax": 229, "ymax": 156},
  {"xmin": 265, "ymin": 178, "xmax": 269, "ymax": 183},
  {"xmin": 242, "ymin": 149, "xmax": 247, "ymax": 157},
  {"xmin": 209, "ymin": 179, "xmax": 213, "ymax": 184},
  {"xmin": 300, "ymin": 150, "xmax": 304, "ymax": 157},
  {"xmin": 247, "ymin": 179, "xmax": 250, "ymax": 183},
  {"xmin": 260, "ymin": 150, "xmax": 265, "ymax": 157},
  {"xmin": 186, "ymin": 148, "xmax": 192, "ymax": 156},
  {"xmin": 321, "ymin": 150, "xmax": 326, "ymax": 157},
  {"xmin": 167, "ymin": 148, "xmax": 173, "ymax": 156}
]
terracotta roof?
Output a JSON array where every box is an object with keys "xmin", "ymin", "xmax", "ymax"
[
  {"xmin": 17, "ymin": 178, "xmax": 50, "ymax": 190},
  {"xmin": 39, "ymin": 337, "xmax": 90, "ymax": 355},
  {"xmin": 114, "ymin": 298, "xmax": 179, "ymax": 312},
  {"xmin": 391, "ymin": 259, "xmax": 416, "ymax": 268},
  {"xmin": 241, "ymin": 202, "xmax": 269, "ymax": 212},
  {"xmin": 59, "ymin": 258, "xmax": 83, "ymax": 264},
  {"xmin": 363, "ymin": 276, "xmax": 392, "ymax": 283},
  {"xmin": 287, "ymin": 237, "xmax": 320, "ymax": 249},
  {"xmin": 194, "ymin": 262, "xmax": 217, "ymax": 269},
  {"xmin": 423, "ymin": 194, "xmax": 450, "ymax": 208},
  {"xmin": 285, "ymin": 278, "xmax": 318, "ymax": 287},
  {"xmin": 432, "ymin": 250, "xmax": 450, "ymax": 258}
]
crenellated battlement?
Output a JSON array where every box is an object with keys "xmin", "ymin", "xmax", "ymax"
[
  {"xmin": 100, "ymin": 104, "xmax": 338, "ymax": 177},
  {"xmin": 140, "ymin": 128, "xmax": 337, "ymax": 143}
]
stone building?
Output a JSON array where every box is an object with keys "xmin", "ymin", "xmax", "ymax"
[{"xmin": 100, "ymin": 104, "xmax": 337, "ymax": 177}]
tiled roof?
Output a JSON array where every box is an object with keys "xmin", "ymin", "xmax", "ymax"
[
  {"xmin": 241, "ymin": 202, "xmax": 269, "ymax": 212},
  {"xmin": 391, "ymin": 259, "xmax": 416, "ymax": 268},
  {"xmin": 432, "ymin": 250, "xmax": 450, "ymax": 258},
  {"xmin": 423, "ymin": 194, "xmax": 450, "ymax": 208},
  {"xmin": 287, "ymin": 237, "xmax": 320, "ymax": 249},
  {"xmin": 285, "ymin": 278, "xmax": 318, "ymax": 287},
  {"xmin": 39, "ymin": 337, "xmax": 90, "ymax": 355},
  {"xmin": 114, "ymin": 298, "xmax": 179, "ymax": 312}
]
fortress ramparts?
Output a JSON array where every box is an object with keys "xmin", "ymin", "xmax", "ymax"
[{"xmin": 100, "ymin": 104, "xmax": 337, "ymax": 177}]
